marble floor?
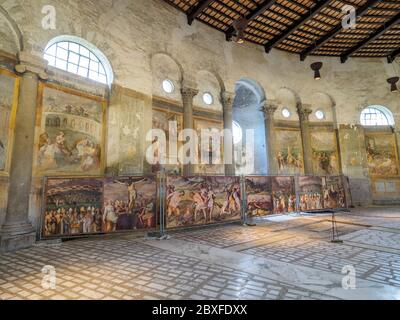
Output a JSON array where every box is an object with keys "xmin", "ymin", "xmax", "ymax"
[{"xmin": 1, "ymin": 207, "xmax": 400, "ymax": 300}]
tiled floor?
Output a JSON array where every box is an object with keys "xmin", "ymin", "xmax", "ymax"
[{"xmin": 1, "ymin": 207, "xmax": 400, "ymax": 300}]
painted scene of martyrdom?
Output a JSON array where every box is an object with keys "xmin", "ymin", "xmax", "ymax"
[
  {"xmin": 365, "ymin": 134, "xmax": 399, "ymax": 177},
  {"xmin": 323, "ymin": 176, "xmax": 347, "ymax": 209},
  {"xmin": 152, "ymin": 108, "xmax": 183, "ymax": 175},
  {"xmin": 103, "ymin": 177, "xmax": 157, "ymax": 232},
  {"xmin": 275, "ymin": 130, "xmax": 304, "ymax": 175},
  {"xmin": 0, "ymin": 71, "xmax": 17, "ymax": 172},
  {"xmin": 166, "ymin": 176, "xmax": 241, "ymax": 228},
  {"xmin": 298, "ymin": 176, "xmax": 325, "ymax": 212},
  {"xmin": 272, "ymin": 177, "xmax": 297, "ymax": 214},
  {"xmin": 311, "ymin": 131, "xmax": 340, "ymax": 176},
  {"xmin": 43, "ymin": 178, "xmax": 103, "ymax": 238},
  {"xmin": 245, "ymin": 177, "xmax": 273, "ymax": 218},
  {"xmin": 37, "ymin": 85, "xmax": 105, "ymax": 175}
]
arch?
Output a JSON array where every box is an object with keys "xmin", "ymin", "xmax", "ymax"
[
  {"xmin": 0, "ymin": 5, "xmax": 23, "ymax": 54},
  {"xmin": 310, "ymin": 92, "xmax": 336, "ymax": 122},
  {"xmin": 44, "ymin": 35, "xmax": 114, "ymax": 85},
  {"xmin": 235, "ymin": 77, "xmax": 266, "ymax": 106},
  {"xmin": 275, "ymin": 87, "xmax": 302, "ymax": 121},
  {"xmin": 151, "ymin": 52, "xmax": 183, "ymax": 99},
  {"xmin": 195, "ymin": 69, "xmax": 224, "ymax": 111},
  {"xmin": 360, "ymin": 105, "xmax": 395, "ymax": 126}
]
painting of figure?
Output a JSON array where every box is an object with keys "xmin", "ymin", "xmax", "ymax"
[
  {"xmin": 245, "ymin": 177, "xmax": 273, "ymax": 218},
  {"xmin": 152, "ymin": 108, "xmax": 183, "ymax": 174},
  {"xmin": 311, "ymin": 130, "xmax": 339, "ymax": 176},
  {"xmin": 36, "ymin": 85, "xmax": 105, "ymax": 176},
  {"xmin": 365, "ymin": 133, "xmax": 399, "ymax": 177},
  {"xmin": 0, "ymin": 71, "xmax": 18, "ymax": 172},
  {"xmin": 103, "ymin": 177, "xmax": 157, "ymax": 231},
  {"xmin": 275, "ymin": 130, "xmax": 304, "ymax": 175},
  {"xmin": 299, "ymin": 176, "xmax": 324, "ymax": 212},
  {"xmin": 194, "ymin": 119, "xmax": 225, "ymax": 175},
  {"xmin": 166, "ymin": 176, "xmax": 241, "ymax": 228},
  {"xmin": 323, "ymin": 176, "xmax": 347, "ymax": 209},
  {"xmin": 43, "ymin": 178, "xmax": 104, "ymax": 237},
  {"xmin": 272, "ymin": 177, "xmax": 296, "ymax": 214}
]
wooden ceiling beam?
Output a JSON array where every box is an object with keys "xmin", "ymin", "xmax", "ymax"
[
  {"xmin": 387, "ymin": 46, "xmax": 400, "ymax": 63},
  {"xmin": 225, "ymin": 0, "xmax": 276, "ymax": 40},
  {"xmin": 265, "ymin": 0, "xmax": 330, "ymax": 53},
  {"xmin": 299, "ymin": 0, "xmax": 381, "ymax": 61},
  {"xmin": 187, "ymin": 0, "xmax": 215, "ymax": 25},
  {"xmin": 340, "ymin": 11, "xmax": 400, "ymax": 63}
]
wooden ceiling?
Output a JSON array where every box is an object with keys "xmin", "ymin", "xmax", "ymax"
[{"xmin": 162, "ymin": 0, "xmax": 400, "ymax": 62}]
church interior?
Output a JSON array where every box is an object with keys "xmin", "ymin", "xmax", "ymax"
[{"xmin": 0, "ymin": 0, "xmax": 400, "ymax": 301}]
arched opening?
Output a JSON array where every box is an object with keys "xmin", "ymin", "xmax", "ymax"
[
  {"xmin": 233, "ymin": 78, "xmax": 266, "ymax": 175},
  {"xmin": 44, "ymin": 35, "xmax": 114, "ymax": 85}
]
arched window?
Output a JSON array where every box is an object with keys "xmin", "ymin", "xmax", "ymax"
[
  {"xmin": 44, "ymin": 36, "xmax": 113, "ymax": 85},
  {"xmin": 360, "ymin": 105, "xmax": 395, "ymax": 127}
]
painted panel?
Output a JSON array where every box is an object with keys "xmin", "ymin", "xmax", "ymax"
[
  {"xmin": 323, "ymin": 176, "xmax": 347, "ymax": 209},
  {"xmin": 166, "ymin": 176, "xmax": 241, "ymax": 228},
  {"xmin": 272, "ymin": 176, "xmax": 296, "ymax": 214},
  {"xmin": 0, "ymin": 69, "xmax": 19, "ymax": 174},
  {"xmin": 311, "ymin": 130, "xmax": 340, "ymax": 176},
  {"xmin": 152, "ymin": 108, "xmax": 183, "ymax": 174},
  {"xmin": 245, "ymin": 176, "xmax": 273, "ymax": 218},
  {"xmin": 35, "ymin": 84, "xmax": 106, "ymax": 176},
  {"xmin": 275, "ymin": 129, "xmax": 304, "ymax": 175},
  {"xmin": 298, "ymin": 176, "xmax": 325, "ymax": 212},
  {"xmin": 365, "ymin": 133, "xmax": 399, "ymax": 177}
]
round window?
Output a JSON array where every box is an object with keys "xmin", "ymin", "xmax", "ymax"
[
  {"xmin": 282, "ymin": 108, "xmax": 291, "ymax": 119},
  {"xmin": 203, "ymin": 92, "xmax": 214, "ymax": 105},
  {"xmin": 162, "ymin": 79, "xmax": 175, "ymax": 94},
  {"xmin": 315, "ymin": 110, "xmax": 325, "ymax": 120}
]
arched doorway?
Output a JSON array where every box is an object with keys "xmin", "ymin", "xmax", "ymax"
[{"xmin": 233, "ymin": 78, "xmax": 267, "ymax": 175}]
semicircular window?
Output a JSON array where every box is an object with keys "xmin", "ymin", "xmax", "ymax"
[
  {"xmin": 44, "ymin": 40, "xmax": 109, "ymax": 85},
  {"xmin": 360, "ymin": 106, "xmax": 394, "ymax": 127}
]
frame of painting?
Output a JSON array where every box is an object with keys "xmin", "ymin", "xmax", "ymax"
[
  {"xmin": 152, "ymin": 107, "xmax": 184, "ymax": 175},
  {"xmin": 33, "ymin": 82, "xmax": 107, "ymax": 177},
  {"xmin": 245, "ymin": 176, "xmax": 273, "ymax": 219},
  {"xmin": 310, "ymin": 129, "xmax": 340, "ymax": 176},
  {"xmin": 193, "ymin": 117, "xmax": 225, "ymax": 175},
  {"xmin": 275, "ymin": 128, "xmax": 305, "ymax": 175},
  {"xmin": 0, "ymin": 68, "xmax": 20, "ymax": 176},
  {"xmin": 41, "ymin": 175, "xmax": 158, "ymax": 239},
  {"xmin": 364, "ymin": 132, "xmax": 399, "ymax": 178}
]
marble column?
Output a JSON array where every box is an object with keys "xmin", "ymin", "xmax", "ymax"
[
  {"xmin": 0, "ymin": 52, "xmax": 48, "ymax": 252},
  {"xmin": 221, "ymin": 91, "xmax": 235, "ymax": 176},
  {"xmin": 332, "ymin": 103, "xmax": 343, "ymax": 174},
  {"xmin": 297, "ymin": 104, "xmax": 313, "ymax": 175},
  {"xmin": 262, "ymin": 101, "xmax": 278, "ymax": 175},
  {"xmin": 181, "ymin": 86, "xmax": 198, "ymax": 176}
]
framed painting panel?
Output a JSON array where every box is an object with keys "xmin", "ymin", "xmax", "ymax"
[
  {"xmin": 298, "ymin": 176, "xmax": 325, "ymax": 212},
  {"xmin": 310, "ymin": 129, "xmax": 340, "ymax": 176},
  {"xmin": 0, "ymin": 69, "xmax": 19, "ymax": 176},
  {"xmin": 365, "ymin": 132, "xmax": 399, "ymax": 177},
  {"xmin": 152, "ymin": 107, "xmax": 183, "ymax": 175},
  {"xmin": 34, "ymin": 83, "xmax": 107, "ymax": 177},
  {"xmin": 245, "ymin": 176, "xmax": 273, "ymax": 218},
  {"xmin": 323, "ymin": 176, "xmax": 347, "ymax": 209},
  {"xmin": 103, "ymin": 176, "xmax": 157, "ymax": 232},
  {"xmin": 272, "ymin": 176, "xmax": 297, "ymax": 214},
  {"xmin": 275, "ymin": 129, "xmax": 304, "ymax": 175},
  {"xmin": 166, "ymin": 176, "xmax": 241, "ymax": 229},
  {"xmin": 42, "ymin": 177, "xmax": 104, "ymax": 238}
]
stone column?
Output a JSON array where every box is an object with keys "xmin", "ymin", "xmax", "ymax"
[
  {"xmin": 297, "ymin": 104, "xmax": 313, "ymax": 175},
  {"xmin": 181, "ymin": 86, "xmax": 198, "ymax": 176},
  {"xmin": 262, "ymin": 100, "xmax": 278, "ymax": 175},
  {"xmin": 332, "ymin": 104, "xmax": 343, "ymax": 174},
  {"xmin": 0, "ymin": 52, "xmax": 48, "ymax": 252},
  {"xmin": 221, "ymin": 91, "xmax": 235, "ymax": 176}
]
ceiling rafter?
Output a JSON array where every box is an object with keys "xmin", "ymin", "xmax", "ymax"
[
  {"xmin": 299, "ymin": 0, "xmax": 382, "ymax": 61},
  {"xmin": 341, "ymin": 11, "xmax": 400, "ymax": 63},
  {"xmin": 187, "ymin": 0, "xmax": 215, "ymax": 25},
  {"xmin": 265, "ymin": 0, "xmax": 331, "ymax": 53},
  {"xmin": 225, "ymin": 0, "xmax": 276, "ymax": 41}
]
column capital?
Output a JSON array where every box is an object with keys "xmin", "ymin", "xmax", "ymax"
[
  {"xmin": 297, "ymin": 104, "xmax": 313, "ymax": 122},
  {"xmin": 262, "ymin": 100, "xmax": 278, "ymax": 118},
  {"xmin": 181, "ymin": 87, "xmax": 199, "ymax": 101},
  {"xmin": 15, "ymin": 51, "xmax": 48, "ymax": 80},
  {"xmin": 220, "ymin": 91, "xmax": 235, "ymax": 111}
]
